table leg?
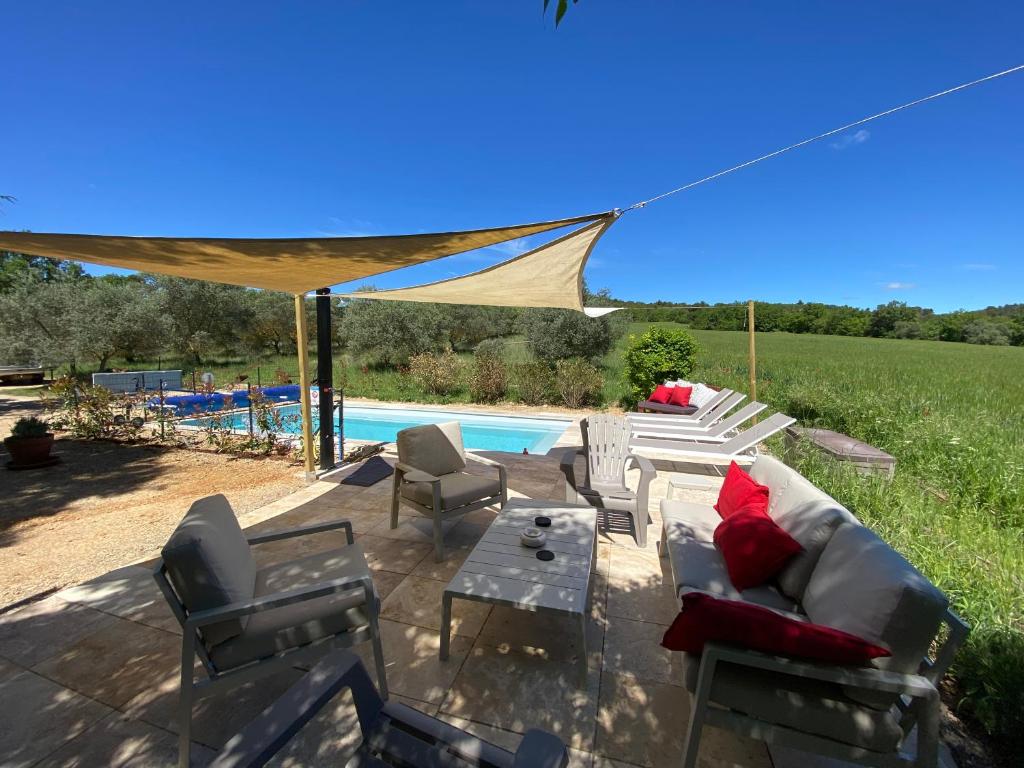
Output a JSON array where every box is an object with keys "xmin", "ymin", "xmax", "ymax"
[
  {"xmin": 577, "ymin": 611, "xmax": 588, "ymax": 687},
  {"xmin": 440, "ymin": 591, "xmax": 453, "ymax": 661}
]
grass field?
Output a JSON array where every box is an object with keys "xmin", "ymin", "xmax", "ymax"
[{"xmin": 26, "ymin": 323, "xmax": 1024, "ymax": 750}]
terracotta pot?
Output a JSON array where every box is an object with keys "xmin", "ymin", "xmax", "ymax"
[{"xmin": 4, "ymin": 434, "xmax": 54, "ymax": 466}]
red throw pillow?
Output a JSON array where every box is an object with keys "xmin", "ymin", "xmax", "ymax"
[
  {"xmin": 714, "ymin": 506, "xmax": 802, "ymax": 590},
  {"xmin": 668, "ymin": 385, "xmax": 692, "ymax": 407},
  {"xmin": 648, "ymin": 384, "xmax": 673, "ymax": 404},
  {"xmin": 661, "ymin": 592, "xmax": 891, "ymax": 664},
  {"xmin": 714, "ymin": 461, "xmax": 770, "ymax": 519}
]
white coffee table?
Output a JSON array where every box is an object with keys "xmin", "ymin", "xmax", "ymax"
[{"xmin": 439, "ymin": 498, "xmax": 598, "ymax": 683}]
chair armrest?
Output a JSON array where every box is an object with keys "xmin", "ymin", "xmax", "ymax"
[
  {"xmin": 395, "ymin": 462, "xmax": 440, "ymax": 484},
  {"xmin": 512, "ymin": 729, "xmax": 569, "ymax": 768},
  {"xmin": 465, "ymin": 451, "xmax": 503, "ymax": 468},
  {"xmin": 626, "ymin": 453, "xmax": 656, "ymax": 476},
  {"xmin": 185, "ymin": 572, "xmax": 376, "ymax": 630},
  {"xmin": 247, "ymin": 519, "xmax": 354, "ymax": 546},
  {"xmin": 700, "ymin": 642, "xmax": 939, "ymax": 700}
]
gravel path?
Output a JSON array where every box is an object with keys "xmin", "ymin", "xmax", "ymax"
[{"xmin": 0, "ymin": 394, "xmax": 307, "ymax": 609}]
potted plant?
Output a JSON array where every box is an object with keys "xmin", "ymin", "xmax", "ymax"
[{"xmin": 4, "ymin": 416, "xmax": 55, "ymax": 467}]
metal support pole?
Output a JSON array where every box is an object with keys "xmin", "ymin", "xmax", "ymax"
[
  {"xmin": 294, "ymin": 294, "xmax": 316, "ymax": 478},
  {"xmin": 747, "ymin": 300, "xmax": 758, "ymax": 419},
  {"xmin": 315, "ymin": 287, "xmax": 335, "ymax": 471}
]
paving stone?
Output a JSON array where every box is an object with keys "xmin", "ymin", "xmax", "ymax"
[
  {"xmin": 595, "ymin": 671, "xmax": 770, "ymax": 768},
  {"xmin": 56, "ymin": 566, "xmax": 181, "ymax": 634},
  {"xmin": 355, "ymin": 533, "xmax": 433, "ymax": 574},
  {"xmin": 381, "ymin": 575, "xmax": 492, "ymax": 638},
  {"xmin": 348, "ymin": 619, "xmax": 473, "ymax": 705},
  {"xmin": 0, "ymin": 665, "xmax": 113, "ymax": 768},
  {"xmin": 0, "ymin": 595, "xmax": 116, "ymax": 667},
  {"xmin": 437, "ymin": 714, "xmax": 594, "ymax": 767},
  {"xmin": 32, "ymin": 616, "xmax": 181, "ymax": 708},
  {"xmin": 122, "ymin": 665, "xmax": 305, "ymax": 749},
  {"xmin": 410, "ymin": 543, "xmax": 475, "ymax": 582},
  {"xmin": 605, "ymin": 549, "xmax": 679, "ymax": 626},
  {"xmin": 34, "ymin": 711, "xmax": 216, "ymax": 767},
  {"xmin": 602, "ymin": 616, "xmax": 682, "ymax": 686},
  {"xmin": 441, "ymin": 644, "xmax": 601, "ymax": 752}
]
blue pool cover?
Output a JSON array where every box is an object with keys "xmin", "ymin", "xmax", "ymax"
[{"xmin": 151, "ymin": 384, "xmax": 300, "ymax": 415}]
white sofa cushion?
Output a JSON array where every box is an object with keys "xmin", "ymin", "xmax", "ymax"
[{"xmin": 689, "ymin": 383, "xmax": 717, "ymax": 407}]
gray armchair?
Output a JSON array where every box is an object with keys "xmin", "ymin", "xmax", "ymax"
[
  {"xmin": 561, "ymin": 414, "xmax": 656, "ymax": 547},
  {"xmin": 391, "ymin": 421, "xmax": 507, "ymax": 562},
  {"xmin": 154, "ymin": 494, "xmax": 387, "ymax": 768}
]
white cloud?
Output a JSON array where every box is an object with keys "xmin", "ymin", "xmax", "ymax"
[
  {"xmin": 830, "ymin": 129, "xmax": 871, "ymax": 150},
  {"xmin": 961, "ymin": 263, "xmax": 996, "ymax": 271},
  {"xmin": 883, "ymin": 281, "xmax": 915, "ymax": 290}
]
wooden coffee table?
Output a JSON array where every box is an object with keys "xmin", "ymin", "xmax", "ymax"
[{"xmin": 439, "ymin": 498, "xmax": 598, "ymax": 683}]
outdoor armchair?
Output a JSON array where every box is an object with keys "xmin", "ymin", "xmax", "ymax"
[
  {"xmin": 561, "ymin": 413, "xmax": 656, "ymax": 547},
  {"xmin": 211, "ymin": 649, "xmax": 569, "ymax": 768},
  {"xmin": 392, "ymin": 421, "xmax": 508, "ymax": 562},
  {"xmin": 154, "ymin": 494, "xmax": 387, "ymax": 768}
]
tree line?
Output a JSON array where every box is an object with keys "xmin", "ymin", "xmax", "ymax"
[
  {"xmin": 0, "ymin": 252, "xmax": 625, "ymax": 372},
  {"xmin": 609, "ymin": 298, "xmax": 1024, "ymax": 347}
]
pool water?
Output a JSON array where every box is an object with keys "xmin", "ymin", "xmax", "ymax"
[{"xmin": 181, "ymin": 404, "xmax": 571, "ymax": 454}]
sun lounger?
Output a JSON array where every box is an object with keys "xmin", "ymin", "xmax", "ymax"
[
  {"xmin": 630, "ymin": 401, "xmax": 768, "ymax": 439},
  {"xmin": 629, "ymin": 413, "xmax": 796, "ymax": 464}
]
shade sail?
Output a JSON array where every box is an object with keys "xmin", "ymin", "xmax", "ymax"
[
  {"xmin": 0, "ymin": 211, "xmax": 610, "ymax": 295},
  {"xmin": 339, "ymin": 214, "xmax": 617, "ymax": 311}
]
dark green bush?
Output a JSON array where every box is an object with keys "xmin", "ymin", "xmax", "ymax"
[
  {"xmin": 622, "ymin": 326, "xmax": 697, "ymax": 407},
  {"xmin": 9, "ymin": 416, "xmax": 50, "ymax": 439},
  {"xmin": 520, "ymin": 308, "xmax": 613, "ymax": 363}
]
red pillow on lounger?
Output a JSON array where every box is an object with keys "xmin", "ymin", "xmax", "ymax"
[
  {"xmin": 714, "ymin": 504, "xmax": 802, "ymax": 590},
  {"xmin": 648, "ymin": 384, "xmax": 674, "ymax": 404},
  {"xmin": 668, "ymin": 385, "xmax": 692, "ymax": 407},
  {"xmin": 714, "ymin": 461, "xmax": 769, "ymax": 519},
  {"xmin": 661, "ymin": 592, "xmax": 891, "ymax": 664}
]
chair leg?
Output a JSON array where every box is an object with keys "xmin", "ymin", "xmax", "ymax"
[
  {"xmin": 433, "ymin": 514, "xmax": 445, "ymax": 562},
  {"xmin": 914, "ymin": 695, "xmax": 940, "ymax": 768},
  {"xmin": 370, "ymin": 623, "xmax": 389, "ymax": 701},
  {"xmin": 634, "ymin": 503, "xmax": 648, "ymax": 549},
  {"xmin": 178, "ymin": 634, "xmax": 195, "ymax": 768},
  {"xmin": 390, "ymin": 482, "xmax": 401, "ymax": 530}
]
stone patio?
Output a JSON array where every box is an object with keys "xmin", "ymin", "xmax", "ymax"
[{"xmin": 0, "ymin": 449, "xmax": 937, "ymax": 768}]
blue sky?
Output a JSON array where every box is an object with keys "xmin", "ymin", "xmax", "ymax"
[{"xmin": 2, "ymin": 1, "xmax": 1022, "ymax": 313}]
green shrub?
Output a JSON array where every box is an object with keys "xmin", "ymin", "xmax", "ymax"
[
  {"xmin": 9, "ymin": 416, "xmax": 50, "ymax": 439},
  {"xmin": 474, "ymin": 338, "xmax": 506, "ymax": 358},
  {"xmin": 470, "ymin": 346, "xmax": 508, "ymax": 403},
  {"xmin": 407, "ymin": 350, "xmax": 463, "ymax": 396},
  {"xmin": 555, "ymin": 357, "xmax": 603, "ymax": 408},
  {"xmin": 512, "ymin": 361, "xmax": 555, "ymax": 405},
  {"xmin": 520, "ymin": 308, "xmax": 613, "ymax": 363},
  {"xmin": 622, "ymin": 326, "xmax": 697, "ymax": 407}
]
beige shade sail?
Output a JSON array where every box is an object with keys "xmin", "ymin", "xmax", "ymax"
[
  {"xmin": 0, "ymin": 211, "xmax": 610, "ymax": 295},
  {"xmin": 339, "ymin": 214, "xmax": 617, "ymax": 311}
]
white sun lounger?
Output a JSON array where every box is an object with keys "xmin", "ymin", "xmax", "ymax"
[
  {"xmin": 630, "ymin": 401, "xmax": 769, "ymax": 439},
  {"xmin": 629, "ymin": 413, "xmax": 796, "ymax": 464}
]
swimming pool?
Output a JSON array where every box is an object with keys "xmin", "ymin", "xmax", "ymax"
[{"xmin": 180, "ymin": 404, "xmax": 571, "ymax": 454}]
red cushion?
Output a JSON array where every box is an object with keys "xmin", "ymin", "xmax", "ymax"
[
  {"xmin": 714, "ymin": 506, "xmax": 802, "ymax": 590},
  {"xmin": 714, "ymin": 461, "xmax": 769, "ymax": 519},
  {"xmin": 668, "ymin": 385, "xmax": 692, "ymax": 407},
  {"xmin": 648, "ymin": 384, "xmax": 673, "ymax": 404},
  {"xmin": 661, "ymin": 592, "xmax": 891, "ymax": 664}
]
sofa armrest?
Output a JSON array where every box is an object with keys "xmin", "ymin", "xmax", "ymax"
[
  {"xmin": 699, "ymin": 642, "xmax": 939, "ymax": 700},
  {"xmin": 248, "ymin": 519, "xmax": 354, "ymax": 546}
]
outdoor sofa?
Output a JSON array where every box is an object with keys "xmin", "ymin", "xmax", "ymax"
[{"xmin": 659, "ymin": 455, "xmax": 968, "ymax": 768}]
